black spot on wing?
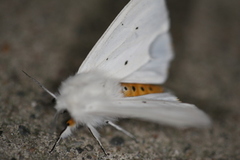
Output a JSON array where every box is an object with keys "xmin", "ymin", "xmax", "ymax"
[
  {"xmin": 135, "ymin": 27, "xmax": 139, "ymax": 30},
  {"xmin": 132, "ymin": 86, "xmax": 136, "ymax": 92},
  {"xmin": 124, "ymin": 60, "xmax": 128, "ymax": 65},
  {"xmin": 106, "ymin": 58, "xmax": 108, "ymax": 61},
  {"xmin": 142, "ymin": 101, "xmax": 147, "ymax": 103}
]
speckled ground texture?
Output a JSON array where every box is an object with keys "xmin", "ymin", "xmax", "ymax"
[{"xmin": 0, "ymin": 0, "xmax": 239, "ymax": 159}]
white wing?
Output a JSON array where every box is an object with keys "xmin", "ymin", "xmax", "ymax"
[
  {"xmin": 78, "ymin": 0, "xmax": 173, "ymax": 84},
  {"xmin": 88, "ymin": 96, "xmax": 211, "ymax": 128}
]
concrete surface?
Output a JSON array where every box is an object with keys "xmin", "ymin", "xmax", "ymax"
[{"xmin": 0, "ymin": 0, "xmax": 239, "ymax": 159}]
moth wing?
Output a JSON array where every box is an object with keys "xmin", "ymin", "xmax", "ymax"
[
  {"xmin": 130, "ymin": 92, "xmax": 179, "ymax": 101},
  {"xmin": 78, "ymin": 0, "xmax": 173, "ymax": 84},
  {"xmin": 122, "ymin": 33, "xmax": 173, "ymax": 84},
  {"xmin": 88, "ymin": 96, "xmax": 211, "ymax": 128}
]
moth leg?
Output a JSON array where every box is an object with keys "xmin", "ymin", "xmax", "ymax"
[
  {"xmin": 87, "ymin": 125, "xmax": 108, "ymax": 156},
  {"xmin": 105, "ymin": 120, "xmax": 137, "ymax": 142},
  {"xmin": 49, "ymin": 136, "xmax": 62, "ymax": 153},
  {"xmin": 49, "ymin": 119, "xmax": 76, "ymax": 153}
]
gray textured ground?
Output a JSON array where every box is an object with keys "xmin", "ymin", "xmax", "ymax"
[{"xmin": 0, "ymin": 0, "xmax": 239, "ymax": 159}]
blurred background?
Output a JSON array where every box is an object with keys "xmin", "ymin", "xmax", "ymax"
[{"xmin": 0, "ymin": 0, "xmax": 239, "ymax": 159}]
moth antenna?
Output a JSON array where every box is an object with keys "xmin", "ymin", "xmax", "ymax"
[
  {"xmin": 50, "ymin": 119, "xmax": 76, "ymax": 153},
  {"xmin": 22, "ymin": 70, "xmax": 57, "ymax": 99}
]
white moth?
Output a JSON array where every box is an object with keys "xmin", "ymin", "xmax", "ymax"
[{"xmin": 25, "ymin": 0, "xmax": 211, "ymax": 155}]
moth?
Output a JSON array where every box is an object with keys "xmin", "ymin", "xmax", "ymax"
[{"xmin": 24, "ymin": 0, "xmax": 211, "ymax": 155}]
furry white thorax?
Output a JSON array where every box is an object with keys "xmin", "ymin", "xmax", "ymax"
[{"xmin": 55, "ymin": 71, "xmax": 122, "ymax": 127}]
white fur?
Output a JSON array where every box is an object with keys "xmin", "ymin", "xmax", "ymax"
[{"xmin": 56, "ymin": 71, "xmax": 121, "ymax": 127}]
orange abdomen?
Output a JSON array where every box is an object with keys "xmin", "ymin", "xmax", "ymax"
[{"xmin": 121, "ymin": 83, "xmax": 164, "ymax": 97}]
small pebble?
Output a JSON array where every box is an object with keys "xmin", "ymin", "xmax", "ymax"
[
  {"xmin": 86, "ymin": 155, "xmax": 92, "ymax": 159},
  {"xmin": 16, "ymin": 91, "xmax": 25, "ymax": 97},
  {"xmin": 84, "ymin": 144, "xmax": 94, "ymax": 151},
  {"xmin": 76, "ymin": 147, "xmax": 84, "ymax": 154},
  {"xmin": 183, "ymin": 143, "xmax": 191, "ymax": 153},
  {"xmin": 109, "ymin": 136, "xmax": 124, "ymax": 146},
  {"xmin": 29, "ymin": 114, "xmax": 36, "ymax": 119},
  {"xmin": 18, "ymin": 125, "xmax": 30, "ymax": 136},
  {"xmin": 31, "ymin": 101, "xmax": 37, "ymax": 108}
]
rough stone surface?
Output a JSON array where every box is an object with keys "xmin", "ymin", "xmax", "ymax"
[{"xmin": 0, "ymin": 0, "xmax": 239, "ymax": 159}]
